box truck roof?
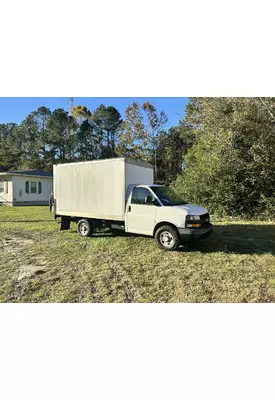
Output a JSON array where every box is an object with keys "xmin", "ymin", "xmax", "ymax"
[{"xmin": 54, "ymin": 157, "xmax": 153, "ymax": 169}]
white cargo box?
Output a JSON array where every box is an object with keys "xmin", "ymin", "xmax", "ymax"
[{"xmin": 54, "ymin": 158, "xmax": 153, "ymax": 221}]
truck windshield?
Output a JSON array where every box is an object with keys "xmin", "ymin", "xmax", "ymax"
[{"xmin": 151, "ymin": 186, "xmax": 187, "ymax": 206}]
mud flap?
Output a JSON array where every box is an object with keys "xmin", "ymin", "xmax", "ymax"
[
  {"xmin": 49, "ymin": 192, "xmax": 54, "ymax": 211},
  {"xmin": 51, "ymin": 199, "xmax": 57, "ymax": 220},
  {"xmin": 60, "ymin": 216, "xmax": 71, "ymax": 231}
]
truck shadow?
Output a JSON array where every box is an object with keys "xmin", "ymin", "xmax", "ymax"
[
  {"xmin": 181, "ymin": 224, "xmax": 275, "ymax": 256},
  {"xmin": 92, "ymin": 230, "xmax": 136, "ymax": 238}
]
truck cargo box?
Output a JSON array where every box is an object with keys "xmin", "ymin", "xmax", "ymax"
[{"xmin": 53, "ymin": 158, "xmax": 153, "ymax": 221}]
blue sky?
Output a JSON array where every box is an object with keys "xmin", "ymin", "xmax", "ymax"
[{"xmin": 0, "ymin": 97, "xmax": 189, "ymax": 129}]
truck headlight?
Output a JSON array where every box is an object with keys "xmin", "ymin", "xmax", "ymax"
[
  {"xmin": 187, "ymin": 215, "xmax": 200, "ymax": 221},
  {"xmin": 185, "ymin": 215, "xmax": 201, "ymax": 228}
]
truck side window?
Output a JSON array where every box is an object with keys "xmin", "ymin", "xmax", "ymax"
[{"xmin": 131, "ymin": 187, "xmax": 152, "ymax": 205}]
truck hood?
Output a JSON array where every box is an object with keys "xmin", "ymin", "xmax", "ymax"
[{"xmin": 173, "ymin": 204, "xmax": 208, "ymax": 215}]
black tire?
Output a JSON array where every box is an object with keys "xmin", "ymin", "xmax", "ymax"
[
  {"xmin": 154, "ymin": 225, "xmax": 180, "ymax": 251},
  {"xmin": 77, "ymin": 219, "xmax": 93, "ymax": 237}
]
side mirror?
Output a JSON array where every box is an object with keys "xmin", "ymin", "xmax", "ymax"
[{"xmin": 145, "ymin": 195, "xmax": 154, "ymax": 204}]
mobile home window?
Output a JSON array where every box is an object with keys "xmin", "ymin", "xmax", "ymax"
[
  {"xmin": 30, "ymin": 181, "xmax": 37, "ymax": 194},
  {"xmin": 38, "ymin": 181, "xmax": 42, "ymax": 194},
  {"xmin": 0, "ymin": 180, "xmax": 4, "ymax": 193},
  {"xmin": 25, "ymin": 181, "xmax": 29, "ymax": 194}
]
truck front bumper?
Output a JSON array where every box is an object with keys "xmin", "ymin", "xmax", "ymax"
[{"xmin": 178, "ymin": 223, "xmax": 213, "ymax": 242}]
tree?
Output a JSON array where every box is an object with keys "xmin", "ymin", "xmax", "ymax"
[
  {"xmin": 117, "ymin": 101, "xmax": 168, "ymax": 178},
  {"xmin": 173, "ymin": 97, "xmax": 275, "ymax": 218},
  {"xmin": 71, "ymin": 105, "xmax": 102, "ymax": 160},
  {"xmin": 0, "ymin": 123, "xmax": 23, "ymax": 171},
  {"xmin": 71, "ymin": 106, "xmax": 92, "ymax": 125},
  {"xmin": 32, "ymin": 106, "xmax": 51, "ymax": 156},
  {"xmin": 46, "ymin": 108, "xmax": 77, "ymax": 164},
  {"xmin": 77, "ymin": 119, "xmax": 101, "ymax": 161},
  {"xmin": 19, "ymin": 114, "xmax": 41, "ymax": 167},
  {"xmin": 92, "ymin": 105, "xmax": 122, "ymax": 158},
  {"xmin": 156, "ymin": 126, "xmax": 187, "ymax": 184},
  {"xmin": 12, "ymin": 107, "xmax": 52, "ymax": 170}
]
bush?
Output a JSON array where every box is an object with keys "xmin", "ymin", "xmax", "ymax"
[{"xmin": 172, "ymin": 98, "xmax": 275, "ymax": 219}]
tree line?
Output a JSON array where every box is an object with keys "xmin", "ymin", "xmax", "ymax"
[
  {"xmin": 1, "ymin": 98, "xmax": 275, "ymax": 218},
  {"xmin": 0, "ymin": 102, "xmax": 187, "ymax": 185}
]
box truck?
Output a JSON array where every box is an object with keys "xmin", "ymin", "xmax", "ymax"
[{"xmin": 50, "ymin": 158, "xmax": 212, "ymax": 251}]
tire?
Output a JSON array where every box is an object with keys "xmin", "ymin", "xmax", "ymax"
[
  {"xmin": 154, "ymin": 225, "xmax": 180, "ymax": 251},
  {"xmin": 77, "ymin": 219, "xmax": 93, "ymax": 237}
]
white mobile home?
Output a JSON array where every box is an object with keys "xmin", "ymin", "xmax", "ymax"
[{"xmin": 0, "ymin": 169, "xmax": 53, "ymax": 206}]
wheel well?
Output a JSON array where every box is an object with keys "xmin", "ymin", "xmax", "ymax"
[{"xmin": 153, "ymin": 222, "xmax": 179, "ymax": 237}]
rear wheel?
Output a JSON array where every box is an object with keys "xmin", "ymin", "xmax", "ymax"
[
  {"xmin": 77, "ymin": 219, "xmax": 93, "ymax": 237},
  {"xmin": 155, "ymin": 225, "xmax": 180, "ymax": 251}
]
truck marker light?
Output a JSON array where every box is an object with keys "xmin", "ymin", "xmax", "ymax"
[{"xmin": 186, "ymin": 223, "xmax": 201, "ymax": 228}]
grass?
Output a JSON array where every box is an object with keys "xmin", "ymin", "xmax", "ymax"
[{"xmin": 0, "ymin": 206, "xmax": 275, "ymax": 303}]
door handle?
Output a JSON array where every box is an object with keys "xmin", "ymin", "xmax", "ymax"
[{"xmin": 128, "ymin": 205, "xmax": 131, "ymax": 212}]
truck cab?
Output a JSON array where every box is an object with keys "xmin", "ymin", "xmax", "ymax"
[{"xmin": 125, "ymin": 184, "xmax": 212, "ymax": 251}]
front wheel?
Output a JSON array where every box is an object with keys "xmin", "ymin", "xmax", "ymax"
[
  {"xmin": 154, "ymin": 225, "xmax": 180, "ymax": 251},
  {"xmin": 77, "ymin": 219, "xmax": 93, "ymax": 237}
]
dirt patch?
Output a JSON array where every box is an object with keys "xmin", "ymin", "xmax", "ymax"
[
  {"xmin": 17, "ymin": 265, "xmax": 46, "ymax": 280},
  {"xmin": 1, "ymin": 236, "xmax": 47, "ymax": 300},
  {"xmin": 2, "ymin": 237, "xmax": 34, "ymax": 253}
]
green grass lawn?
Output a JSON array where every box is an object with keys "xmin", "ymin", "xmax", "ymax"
[{"xmin": 0, "ymin": 206, "xmax": 275, "ymax": 303}]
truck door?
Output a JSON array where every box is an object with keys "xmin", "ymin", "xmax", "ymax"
[{"xmin": 125, "ymin": 187, "xmax": 157, "ymax": 235}]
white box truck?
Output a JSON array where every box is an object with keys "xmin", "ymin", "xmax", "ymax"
[{"xmin": 50, "ymin": 158, "xmax": 212, "ymax": 251}]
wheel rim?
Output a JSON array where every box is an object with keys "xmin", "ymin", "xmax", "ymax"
[
  {"xmin": 79, "ymin": 222, "xmax": 88, "ymax": 235},
  {"xmin": 159, "ymin": 231, "xmax": 174, "ymax": 248}
]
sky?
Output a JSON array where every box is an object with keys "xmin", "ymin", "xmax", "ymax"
[{"xmin": 0, "ymin": 97, "xmax": 189, "ymax": 129}]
